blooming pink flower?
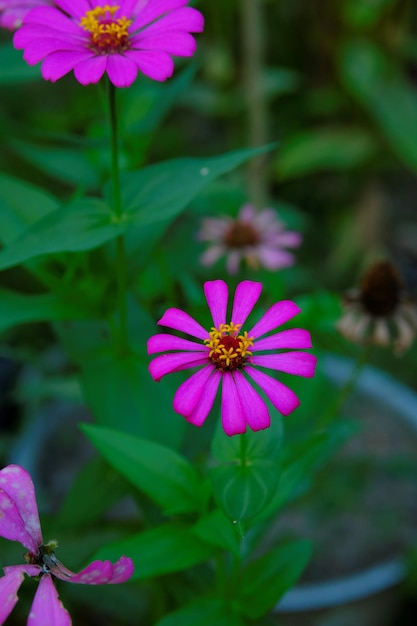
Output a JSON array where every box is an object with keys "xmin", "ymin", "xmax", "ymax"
[
  {"xmin": 147, "ymin": 280, "xmax": 317, "ymax": 436},
  {"xmin": 0, "ymin": 0, "xmax": 53, "ymax": 30},
  {"xmin": 13, "ymin": 0, "xmax": 204, "ymax": 87},
  {"xmin": 0, "ymin": 464, "xmax": 134, "ymax": 626},
  {"xmin": 199, "ymin": 204, "xmax": 302, "ymax": 275}
]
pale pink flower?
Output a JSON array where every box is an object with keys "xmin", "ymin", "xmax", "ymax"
[
  {"xmin": 13, "ymin": 0, "xmax": 204, "ymax": 87},
  {"xmin": 199, "ymin": 204, "xmax": 302, "ymax": 275},
  {"xmin": 148, "ymin": 280, "xmax": 317, "ymax": 436},
  {"xmin": 0, "ymin": 0, "xmax": 53, "ymax": 30},
  {"xmin": 0, "ymin": 464, "xmax": 134, "ymax": 626}
]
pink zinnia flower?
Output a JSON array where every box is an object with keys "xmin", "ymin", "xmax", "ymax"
[
  {"xmin": 199, "ymin": 204, "xmax": 302, "ymax": 275},
  {"xmin": 0, "ymin": 0, "xmax": 53, "ymax": 30},
  {"xmin": 13, "ymin": 0, "xmax": 204, "ymax": 87},
  {"xmin": 147, "ymin": 280, "xmax": 317, "ymax": 436},
  {"xmin": 0, "ymin": 464, "xmax": 134, "ymax": 626}
]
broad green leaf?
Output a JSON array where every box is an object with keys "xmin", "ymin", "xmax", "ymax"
[
  {"xmin": 0, "ymin": 42, "xmax": 41, "ymax": 84},
  {"xmin": 343, "ymin": 0, "xmax": 397, "ymax": 27},
  {"xmin": 210, "ymin": 418, "xmax": 283, "ymax": 521},
  {"xmin": 0, "ymin": 173, "xmax": 58, "ymax": 244},
  {"xmin": 193, "ymin": 509, "xmax": 240, "ymax": 556},
  {"xmin": 0, "ymin": 288, "xmax": 95, "ymax": 335},
  {"xmin": 340, "ymin": 40, "xmax": 417, "ymax": 170},
  {"xmin": 57, "ymin": 457, "xmax": 131, "ymax": 529},
  {"xmin": 276, "ymin": 128, "xmax": 376, "ymax": 179},
  {"xmin": 92, "ymin": 523, "xmax": 214, "ymax": 580},
  {"xmin": 10, "ymin": 139, "xmax": 101, "ymax": 189},
  {"xmin": 155, "ymin": 598, "xmax": 244, "ymax": 626},
  {"xmin": 0, "ymin": 198, "xmax": 124, "ymax": 270},
  {"xmin": 237, "ymin": 540, "xmax": 312, "ymax": 619},
  {"xmin": 81, "ymin": 424, "xmax": 202, "ymax": 515}
]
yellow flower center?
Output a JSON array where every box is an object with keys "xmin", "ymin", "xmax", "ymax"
[
  {"xmin": 204, "ymin": 322, "xmax": 254, "ymax": 371},
  {"xmin": 80, "ymin": 5, "xmax": 132, "ymax": 54}
]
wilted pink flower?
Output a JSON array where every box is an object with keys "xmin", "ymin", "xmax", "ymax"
[
  {"xmin": 148, "ymin": 280, "xmax": 317, "ymax": 436},
  {"xmin": 0, "ymin": 0, "xmax": 53, "ymax": 30},
  {"xmin": 13, "ymin": 0, "xmax": 204, "ymax": 87},
  {"xmin": 199, "ymin": 204, "xmax": 302, "ymax": 275},
  {"xmin": 0, "ymin": 464, "xmax": 134, "ymax": 625}
]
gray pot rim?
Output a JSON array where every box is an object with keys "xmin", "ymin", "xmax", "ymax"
[{"xmin": 276, "ymin": 354, "xmax": 417, "ymax": 612}]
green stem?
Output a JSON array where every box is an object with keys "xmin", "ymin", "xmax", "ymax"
[
  {"xmin": 108, "ymin": 80, "xmax": 129, "ymax": 352},
  {"xmin": 318, "ymin": 344, "xmax": 374, "ymax": 429}
]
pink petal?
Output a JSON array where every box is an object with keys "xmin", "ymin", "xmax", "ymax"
[
  {"xmin": 148, "ymin": 334, "xmax": 206, "ymax": 355},
  {"xmin": 132, "ymin": 0, "xmax": 190, "ymax": 30},
  {"xmin": 54, "ymin": 0, "xmax": 90, "ymax": 20},
  {"xmin": 106, "ymin": 54, "xmax": 139, "ymax": 88},
  {"xmin": 0, "ymin": 465, "xmax": 42, "ymax": 551},
  {"xmin": 52, "ymin": 555, "xmax": 133, "ymax": 584},
  {"xmin": 132, "ymin": 6, "xmax": 203, "ymax": 36},
  {"xmin": 28, "ymin": 575, "xmax": 71, "ymax": 626},
  {"xmin": 251, "ymin": 352, "xmax": 317, "ymax": 377},
  {"xmin": 127, "ymin": 49, "xmax": 174, "ymax": 81},
  {"xmin": 73, "ymin": 55, "xmax": 107, "ymax": 85},
  {"xmin": 248, "ymin": 301, "xmax": 302, "ymax": 338},
  {"xmin": 149, "ymin": 353, "xmax": 208, "ymax": 381},
  {"xmin": 221, "ymin": 373, "xmax": 246, "ymax": 436},
  {"xmin": 200, "ymin": 245, "xmax": 226, "ymax": 267},
  {"xmin": 252, "ymin": 329, "xmax": 313, "ymax": 352},
  {"xmin": 231, "ymin": 281, "xmax": 262, "ymax": 327},
  {"xmin": 256, "ymin": 248, "xmax": 295, "ymax": 270},
  {"xmin": 173, "ymin": 365, "xmax": 215, "ymax": 416},
  {"xmin": 40, "ymin": 50, "xmax": 92, "ymax": 81},
  {"xmin": 186, "ymin": 370, "xmax": 222, "ymax": 426},
  {"xmin": 245, "ymin": 366, "xmax": 300, "ymax": 415},
  {"xmin": 225, "ymin": 250, "xmax": 242, "ymax": 275},
  {"xmin": 18, "ymin": 6, "xmax": 82, "ymax": 35},
  {"xmin": 233, "ymin": 371, "xmax": 270, "ymax": 431},
  {"xmin": 133, "ymin": 31, "xmax": 197, "ymax": 56},
  {"xmin": 204, "ymin": 280, "xmax": 228, "ymax": 328},
  {"xmin": 0, "ymin": 567, "xmax": 25, "ymax": 624},
  {"xmin": 157, "ymin": 308, "xmax": 208, "ymax": 340}
]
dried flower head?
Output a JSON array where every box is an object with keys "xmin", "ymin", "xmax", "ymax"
[
  {"xmin": 337, "ymin": 260, "xmax": 417, "ymax": 354},
  {"xmin": 198, "ymin": 204, "xmax": 302, "ymax": 275}
]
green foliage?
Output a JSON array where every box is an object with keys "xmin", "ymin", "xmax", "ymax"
[
  {"xmin": 155, "ymin": 598, "xmax": 244, "ymax": 626},
  {"xmin": 82, "ymin": 424, "xmax": 204, "ymax": 515}
]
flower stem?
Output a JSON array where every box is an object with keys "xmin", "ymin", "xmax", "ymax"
[{"xmin": 108, "ymin": 80, "xmax": 129, "ymax": 352}]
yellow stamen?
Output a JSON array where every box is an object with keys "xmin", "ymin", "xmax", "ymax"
[{"xmin": 80, "ymin": 5, "xmax": 132, "ymax": 53}]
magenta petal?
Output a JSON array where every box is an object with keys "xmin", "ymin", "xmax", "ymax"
[
  {"xmin": 233, "ymin": 371, "xmax": 270, "ymax": 431},
  {"xmin": 204, "ymin": 280, "xmax": 228, "ymax": 328},
  {"xmin": 107, "ymin": 556, "xmax": 134, "ymax": 584},
  {"xmin": 147, "ymin": 333, "xmax": 206, "ymax": 355},
  {"xmin": 173, "ymin": 365, "xmax": 215, "ymax": 416},
  {"xmin": 248, "ymin": 300, "xmax": 302, "ymax": 338},
  {"xmin": 106, "ymin": 54, "xmax": 138, "ymax": 88},
  {"xmin": 252, "ymin": 352, "xmax": 317, "ymax": 377},
  {"xmin": 0, "ymin": 465, "xmax": 42, "ymax": 550},
  {"xmin": 231, "ymin": 281, "xmax": 262, "ymax": 327},
  {"xmin": 157, "ymin": 308, "xmax": 208, "ymax": 340},
  {"xmin": 0, "ymin": 567, "xmax": 25, "ymax": 624},
  {"xmin": 73, "ymin": 55, "xmax": 107, "ymax": 85},
  {"xmin": 54, "ymin": 555, "xmax": 133, "ymax": 584},
  {"xmin": 245, "ymin": 366, "xmax": 300, "ymax": 415},
  {"xmin": 253, "ymin": 329, "xmax": 313, "ymax": 352},
  {"xmin": 40, "ymin": 50, "xmax": 92, "ymax": 81},
  {"xmin": 187, "ymin": 370, "xmax": 222, "ymax": 426},
  {"xmin": 132, "ymin": 0, "xmax": 189, "ymax": 30},
  {"xmin": 28, "ymin": 575, "xmax": 71, "ymax": 626},
  {"xmin": 149, "ymin": 353, "xmax": 208, "ymax": 381},
  {"xmin": 127, "ymin": 49, "xmax": 174, "ymax": 81},
  {"xmin": 221, "ymin": 373, "xmax": 246, "ymax": 436},
  {"xmin": 132, "ymin": 6, "xmax": 204, "ymax": 36}
]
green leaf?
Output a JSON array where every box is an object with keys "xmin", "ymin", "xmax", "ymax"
[
  {"xmin": 343, "ymin": 0, "xmax": 397, "ymax": 27},
  {"xmin": 276, "ymin": 128, "xmax": 376, "ymax": 179},
  {"xmin": 155, "ymin": 598, "xmax": 244, "ymax": 626},
  {"xmin": 210, "ymin": 418, "xmax": 283, "ymax": 521},
  {"xmin": 0, "ymin": 288, "xmax": 95, "ymax": 335},
  {"xmin": 0, "ymin": 173, "xmax": 58, "ymax": 245},
  {"xmin": 119, "ymin": 145, "xmax": 275, "ymax": 265},
  {"xmin": 57, "ymin": 457, "xmax": 130, "ymax": 529},
  {"xmin": 81, "ymin": 424, "xmax": 203, "ymax": 515},
  {"xmin": 193, "ymin": 509, "xmax": 241, "ymax": 556},
  {"xmin": 0, "ymin": 198, "xmax": 124, "ymax": 270},
  {"xmin": 10, "ymin": 138, "xmax": 101, "ymax": 189},
  {"xmin": 340, "ymin": 40, "xmax": 417, "ymax": 170},
  {"xmin": 237, "ymin": 540, "xmax": 312, "ymax": 619},
  {"xmin": 92, "ymin": 523, "xmax": 214, "ymax": 580},
  {"xmin": 0, "ymin": 42, "xmax": 41, "ymax": 84}
]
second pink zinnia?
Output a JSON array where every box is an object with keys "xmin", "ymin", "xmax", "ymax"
[{"xmin": 147, "ymin": 280, "xmax": 317, "ymax": 436}]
